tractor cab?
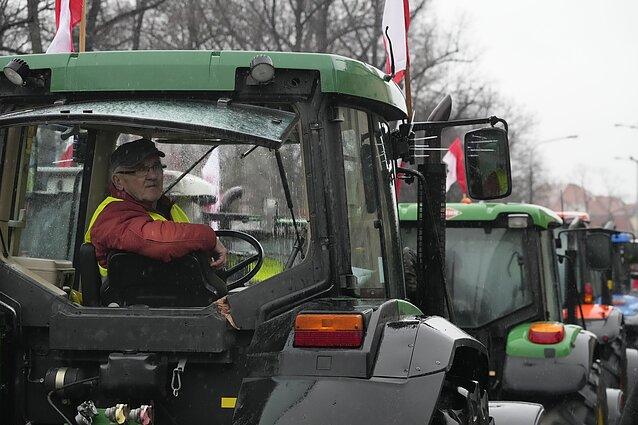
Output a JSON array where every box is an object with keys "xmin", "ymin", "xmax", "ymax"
[{"xmin": 418, "ymin": 203, "xmax": 564, "ymax": 384}]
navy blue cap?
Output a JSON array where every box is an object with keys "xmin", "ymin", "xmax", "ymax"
[{"xmin": 110, "ymin": 138, "xmax": 165, "ymax": 170}]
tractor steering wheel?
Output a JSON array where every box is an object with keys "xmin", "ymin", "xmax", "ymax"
[{"xmin": 214, "ymin": 230, "xmax": 264, "ymax": 290}]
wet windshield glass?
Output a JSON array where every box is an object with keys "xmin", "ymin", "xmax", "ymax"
[
  {"xmin": 153, "ymin": 139, "xmax": 308, "ymax": 282},
  {"xmin": 14, "ymin": 119, "xmax": 308, "ymax": 286},
  {"xmin": 446, "ymin": 227, "xmax": 532, "ymax": 328}
]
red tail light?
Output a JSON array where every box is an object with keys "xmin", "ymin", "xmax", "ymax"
[
  {"xmin": 583, "ymin": 282, "xmax": 594, "ymax": 304},
  {"xmin": 528, "ymin": 322, "xmax": 565, "ymax": 344},
  {"xmin": 294, "ymin": 313, "xmax": 364, "ymax": 348}
]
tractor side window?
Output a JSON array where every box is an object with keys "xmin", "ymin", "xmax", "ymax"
[
  {"xmin": 540, "ymin": 230, "xmax": 561, "ymax": 321},
  {"xmin": 339, "ymin": 108, "xmax": 386, "ymax": 298},
  {"xmin": 14, "ymin": 125, "xmax": 82, "ymax": 266}
]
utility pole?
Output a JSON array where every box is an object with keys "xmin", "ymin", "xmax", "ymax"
[{"xmin": 528, "ymin": 134, "xmax": 579, "ymax": 204}]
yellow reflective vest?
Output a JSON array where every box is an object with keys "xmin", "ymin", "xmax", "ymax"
[{"xmin": 84, "ymin": 196, "xmax": 189, "ymax": 277}]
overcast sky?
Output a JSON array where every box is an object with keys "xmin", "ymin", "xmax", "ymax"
[{"xmin": 430, "ymin": 0, "xmax": 638, "ymax": 202}]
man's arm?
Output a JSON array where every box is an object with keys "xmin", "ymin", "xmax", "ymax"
[{"xmin": 92, "ymin": 202, "xmax": 218, "ymax": 263}]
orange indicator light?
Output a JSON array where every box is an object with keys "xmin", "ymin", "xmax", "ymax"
[
  {"xmin": 294, "ymin": 313, "xmax": 364, "ymax": 348},
  {"xmin": 528, "ymin": 322, "xmax": 565, "ymax": 345}
]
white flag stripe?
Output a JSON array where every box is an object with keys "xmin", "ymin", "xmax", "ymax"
[
  {"xmin": 47, "ymin": 0, "xmax": 73, "ymax": 53},
  {"xmin": 442, "ymin": 150, "xmax": 457, "ymax": 192},
  {"xmin": 382, "ymin": 0, "xmax": 408, "ymax": 75}
]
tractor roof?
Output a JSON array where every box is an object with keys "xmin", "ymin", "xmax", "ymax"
[
  {"xmin": 0, "ymin": 50, "xmax": 406, "ymax": 118},
  {"xmin": 398, "ymin": 202, "xmax": 563, "ymax": 229}
]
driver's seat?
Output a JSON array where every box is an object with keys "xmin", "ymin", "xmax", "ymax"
[{"xmin": 101, "ymin": 251, "xmax": 228, "ymax": 307}]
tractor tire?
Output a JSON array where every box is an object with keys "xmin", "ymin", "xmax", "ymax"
[
  {"xmin": 625, "ymin": 348, "xmax": 638, "ymax": 391},
  {"xmin": 600, "ymin": 338, "xmax": 628, "ymax": 391},
  {"xmin": 606, "ymin": 388, "xmax": 623, "ymax": 425},
  {"xmin": 619, "ymin": 382, "xmax": 638, "ymax": 425},
  {"xmin": 540, "ymin": 361, "xmax": 608, "ymax": 425}
]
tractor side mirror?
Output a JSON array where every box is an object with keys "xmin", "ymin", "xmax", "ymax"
[
  {"xmin": 585, "ymin": 231, "xmax": 612, "ymax": 270},
  {"xmin": 463, "ymin": 127, "xmax": 512, "ymax": 200}
]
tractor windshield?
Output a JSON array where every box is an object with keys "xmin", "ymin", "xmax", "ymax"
[
  {"xmin": 3, "ymin": 100, "xmax": 309, "ymax": 292},
  {"xmin": 446, "ymin": 227, "xmax": 533, "ymax": 328}
]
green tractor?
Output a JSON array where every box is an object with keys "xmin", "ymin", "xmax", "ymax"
[
  {"xmin": 554, "ymin": 213, "xmax": 638, "ymax": 397},
  {"xmin": 0, "ymin": 51, "xmax": 544, "ymax": 424},
  {"xmin": 400, "ymin": 202, "xmax": 621, "ymax": 424}
]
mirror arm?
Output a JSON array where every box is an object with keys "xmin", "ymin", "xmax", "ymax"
[{"xmin": 408, "ymin": 116, "xmax": 508, "ymax": 133}]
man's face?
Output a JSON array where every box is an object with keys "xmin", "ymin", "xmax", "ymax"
[{"xmin": 112, "ymin": 154, "xmax": 164, "ymax": 204}]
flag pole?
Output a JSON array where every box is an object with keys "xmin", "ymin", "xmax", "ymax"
[
  {"xmin": 404, "ymin": 63, "xmax": 413, "ymax": 120},
  {"xmin": 79, "ymin": 0, "xmax": 87, "ymax": 52},
  {"xmin": 403, "ymin": 0, "xmax": 413, "ymax": 120}
]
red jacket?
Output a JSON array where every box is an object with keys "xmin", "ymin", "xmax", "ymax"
[{"xmin": 88, "ymin": 185, "xmax": 217, "ymax": 269}]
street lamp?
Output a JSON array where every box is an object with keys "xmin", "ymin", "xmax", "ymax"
[
  {"xmin": 528, "ymin": 134, "xmax": 579, "ymax": 203},
  {"xmin": 615, "ymin": 123, "xmax": 638, "ymax": 130}
]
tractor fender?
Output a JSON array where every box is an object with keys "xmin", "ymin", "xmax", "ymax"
[
  {"xmin": 373, "ymin": 315, "xmax": 488, "ymax": 381},
  {"xmin": 407, "ymin": 316, "xmax": 488, "ymax": 382},
  {"xmin": 586, "ymin": 307, "xmax": 623, "ymax": 343},
  {"xmin": 606, "ymin": 388, "xmax": 623, "ymax": 425},
  {"xmin": 233, "ymin": 373, "xmax": 447, "ymax": 425},
  {"xmin": 626, "ymin": 348, "xmax": 638, "ymax": 390},
  {"xmin": 488, "ymin": 401, "xmax": 544, "ymax": 425},
  {"xmin": 502, "ymin": 329, "xmax": 597, "ymax": 396},
  {"xmin": 234, "ymin": 316, "xmax": 489, "ymax": 425}
]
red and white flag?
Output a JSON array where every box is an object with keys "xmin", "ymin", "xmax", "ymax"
[
  {"xmin": 56, "ymin": 140, "xmax": 75, "ymax": 167},
  {"xmin": 382, "ymin": 0, "xmax": 410, "ymax": 84},
  {"xmin": 46, "ymin": 0, "xmax": 83, "ymax": 53},
  {"xmin": 442, "ymin": 138, "xmax": 467, "ymax": 194}
]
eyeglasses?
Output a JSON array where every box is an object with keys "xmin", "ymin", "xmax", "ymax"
[{"xmin": 116, "ymin": 163, "xmax": 166, "ymax": 177}]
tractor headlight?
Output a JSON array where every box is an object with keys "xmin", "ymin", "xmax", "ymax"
[
  {"xmin": 249, "ymin": 55, "xmax": 275, "ymax": 84},
  {"xmin": 3, "ymin": 58, "xmax": 30, "ymax": 86}
]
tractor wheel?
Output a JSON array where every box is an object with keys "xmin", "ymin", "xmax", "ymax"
[
  {"xmin": 600, "ymin": 338, "xmax": 628, "ymax": 391},
  {"xmin": 541, "ymin": 361, "xmax": 609, "ymax": 425}
]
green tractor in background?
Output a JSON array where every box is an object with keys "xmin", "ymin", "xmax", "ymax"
[
  {"xmin": 400, "ymin": 202, "xmax": 621, "ymax": 424},
  {"xmin": 554, "ymin": 213, "xmax": 638, "ymax": 398}
]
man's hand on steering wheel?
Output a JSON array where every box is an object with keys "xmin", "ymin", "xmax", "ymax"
[{"xmin": 210, "ymin": 238, "xmax": 228, "ymax": 269}]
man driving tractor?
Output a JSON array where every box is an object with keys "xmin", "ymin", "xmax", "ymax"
[{"xmin": 84, "ymin": 138, "xmax": 228, "ymax": 278}]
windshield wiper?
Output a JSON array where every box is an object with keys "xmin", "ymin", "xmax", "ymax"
[
  {"xmin": 507, "ymin": 250, "xmax": 524, "ymax": 277},
  {"xmin": 162, "ymin": 146, "xmax": 217, "ymax": 196},
  {"xmin": 274, "ymin": 149, "xmax": 305, "ymax": 269}
]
